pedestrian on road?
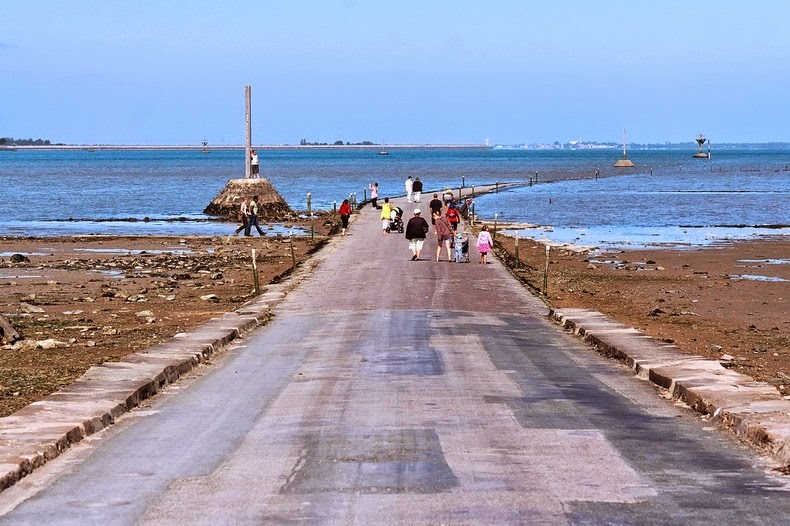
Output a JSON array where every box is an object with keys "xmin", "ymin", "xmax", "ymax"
[
  {"xmin": 369, "ymin": 182, "xmax": 379, "ymax": 209},
  {"xmin": 405, "ymin": 176, "xmax": 413, "ymax": 203},
  {"xmin": 433, "ymin": 211, "xmax": 453, "ymax": 262},
  {"xmin": 339, "ymin": 198, "xmax": 352, "ymax": 236},
  {"xmin": 446, "ymin": 203, "xmax": 460, "ymax": 232},
  {"xmin": 245, "ymin": 196, "xmax": 266, "ymax": 236},
  {"xmin": 380, "ymin": 197, "xmax": 394, "ymax": 234},
  {"xmin": 412, "ymin": 177, "xmax": 423, "ymax": 203},
  {"xmin": 234, "ymin": 197, "xmax": 250, "ymax": 236},
  {"xmin": 250, "ymin": 150, "xmax": 260, "ymax": 178},
  {"xmin": 405, "ymin": 208, "xmax": 429, "ymax": 260},
  {"xmin": 477, "ymin": 225, "xmax": 493, "ymax": 264},
  {"xmin": 443, "ymin": 187, "xmax": 454, "ymax": 206},
  {"xmin": 429, "ymin": 193, "xmax": 443, "ymax": 224}
]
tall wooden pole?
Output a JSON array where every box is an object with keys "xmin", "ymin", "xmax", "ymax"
[{"xmin": 245, "ymin": 85, "xmax": 252, "ymax": 179}]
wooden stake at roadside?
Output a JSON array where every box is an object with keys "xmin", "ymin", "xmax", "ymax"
[
  {"xmin": 543, "ymin": 245, "xmax": 550, "ymax": 297},
  {"xmin": 0, "ymin": 314, "xmax": 20, "ymax": 343},
  {"xmin": 251, "ymin": 249, "xmax": 260, "ymax": 295}
]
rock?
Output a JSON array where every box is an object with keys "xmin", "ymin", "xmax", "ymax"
[
  {"xmin": 21, "ymin": 303, "xmax": 45, "ymax": 314},
  {"xmin": 586, "ymin": 264, "xmax": 597, "ymax": 270},
  {"xmin": 720, "ymin": 353, "xmax": 734, "ymax": 361},
  {"xmin": 711, "ymin": 344, "xmax": 724, "ymax": 353},
  {"xmin": 63, "ymin": 310, "xmax": 84, "ymax": 315},
  {"xmin": 647, "ymin": 308, "xmax": 664, "ymax": 317},
  {"xmin": 200, "ymin": 294, "xmax": 219, "ymax": 302},
  {"xmin": 36, "ymin": 338, "xmax": 68, "ymax": 350},
  {"xmin": 136, "ymin": 310, "xmax": 154, "ymax": 318},
  {"xmin": 10, "ymin": 254, "xmax": 30, "ymax": 263}
]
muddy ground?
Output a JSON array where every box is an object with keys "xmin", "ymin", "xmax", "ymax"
[
  {"xmin": 1, "ymin": 215, "xmax": 788, "ymax": 417},
  {"xmin": 492, "ymin": 233, "xmax": 789, "ymax": 397},
  {"xmin": 0, "ymin": 217, "xmax": 335, "ymax": 416}
]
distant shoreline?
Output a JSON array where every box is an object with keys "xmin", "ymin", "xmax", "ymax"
[{"xmin": 3, "ymin": 144, "xmax": 492, "ymax": 151}]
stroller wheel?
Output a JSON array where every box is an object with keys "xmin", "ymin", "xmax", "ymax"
[
  {"xmin": 385, "ymin": 227, "xmax": 391, "ymax": 233},
  {"xmin": 398, "ymin": 225, "xmax": 404, "ymax": 233}
]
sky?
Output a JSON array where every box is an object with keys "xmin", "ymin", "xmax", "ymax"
[{"xmin": 2, "ymin": 1, "xmax": 789, "ymax": 146}]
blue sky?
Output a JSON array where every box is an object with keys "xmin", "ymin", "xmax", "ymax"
[{"xmin": 2, "ymin": 1, "xmax": 788, "ymax": 145}]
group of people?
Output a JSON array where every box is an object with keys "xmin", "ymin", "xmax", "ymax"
[
  {"xmin": 403, "ymin": 208, "xmax": 491, "ymax": 263},
  {"xmin": 404, "ymin": 176, "xmax": 423, "ymax": 203},
  {"xmin": 234, "ymin": 195, "xmax": 266, "ymax": 236}
]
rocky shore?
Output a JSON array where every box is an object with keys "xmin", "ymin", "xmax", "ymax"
[{"xmin": 0, "ymin": 218, "xmax": 335, "ymax": 416}]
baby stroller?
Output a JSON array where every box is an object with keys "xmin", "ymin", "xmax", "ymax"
[
  {"xmin": 453, "ymin": 233, "xmax": 470, "ymax": 263},
  {"xmin": 386, "ymin": 207, "xmax": 404, "ymax": 233}
]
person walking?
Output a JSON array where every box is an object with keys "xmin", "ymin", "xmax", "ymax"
[
  {"xmin": 380, "ymin": 197, "xmax": 394, "ymax": 233},
  {"xmin": 250, "ymin": 150, "xmax": 260, "ymax": 178},
  {"xmin": 428, "ymin": 193, "xmax": 443, "ymax": 224},
  {"xmin": 339, "ymin": 198, "xmax": 352, "ymax": 236},
  {"xmin": 245, "ymin": 195, "xmax": 266, "ymax": 236},
  {"xmin": 445, "ymin": 203, "xmax": 460, "ymax": 232},
  {"xmin": 443, "ymin": 187, "xmax": 454, "ymax": 206},
  {"xmin": 234, "ymin": 196, "xmax": 250, "ymax": 236},
  {"xmin": 369, "ymin": 182, "xmax": 379, "ymax": 209},
  {"xmin": 477, "ymin": 224, "xmax": 493, "ymax": 265},
  {"xmin": 405, "ymin": 209, "xmax": 430, "ymax": 261},
  {"xmin": 405, "ymin": 176, "xmax": 413, "ymax": 203},
  {"xmin": 433, "ymin": 211, "xmax": 453, "ymax": 262},
  {"xmin": 412, "ymin": 177, "xmax": 423, "ymax": 203}
]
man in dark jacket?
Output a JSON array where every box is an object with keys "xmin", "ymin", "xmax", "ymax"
[
  {"xmin": 412, "ymin": 177, "xmax": 424, "ymax": 203},
  {"xmin": 404, "ymin": 208, "xmax": 430, "ymax": 261}
]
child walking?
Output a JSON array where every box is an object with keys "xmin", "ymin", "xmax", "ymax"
[{"xmin": 476, "ymin": 225, "xmax": 493, "ymax": 265}]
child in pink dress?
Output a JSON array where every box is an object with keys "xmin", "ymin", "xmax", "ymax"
[{"xmin": 476, "ymin": 225, "xmax": 493, "ymax": 265}]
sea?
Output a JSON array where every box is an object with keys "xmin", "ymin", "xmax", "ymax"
[{"xmin": 1, "ymin": 147, "xmax": 788, "ymax": 250}]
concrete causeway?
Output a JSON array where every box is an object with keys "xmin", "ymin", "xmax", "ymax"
[{"xmin": 0, "ymin": 184, "xmax": 789, "ymax": 502}]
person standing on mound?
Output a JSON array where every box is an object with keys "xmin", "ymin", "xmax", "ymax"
[
  {"xmin": 476, "ymin": 224, "xmax": 493, "ymax": 264},
  {"xmin": 405, "ymin": 209, "xmax": 429, "ymax": 261}
]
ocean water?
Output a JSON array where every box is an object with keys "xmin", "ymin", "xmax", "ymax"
[{"xmin": 0, "ymin": 147, "xmax": 788, "ymax": 247}]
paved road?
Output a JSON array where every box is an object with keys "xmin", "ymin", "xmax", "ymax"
[{"xmin": 0, "ymin": 200, "xmax": 788, "ymax": 524}]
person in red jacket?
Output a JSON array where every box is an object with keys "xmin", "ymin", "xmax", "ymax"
[
  {"xmin": 339, "ymin": 199, "xmax": 352, "ymax": 236},
  {"xmin": 445, "ymin": 203, "xmax": 460, "ymax": 232}
]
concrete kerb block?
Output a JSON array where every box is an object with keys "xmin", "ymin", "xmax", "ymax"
[{"xmin": 549, "ymin": 306, "xmax": 790, "ymax": 468}]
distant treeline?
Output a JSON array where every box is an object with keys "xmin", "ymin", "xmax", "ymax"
[
  {"xmin": 299, "ymin": 139, "xmax": 378, "ymax": 146},
  {"xmin": 1, "ymin": 137, "xmax": 54, "ymax": 146}
]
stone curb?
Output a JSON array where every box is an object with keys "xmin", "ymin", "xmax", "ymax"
[
  {"xmin": 549, "ymin": 307, "xmax": 790, "ymax": 467},
  {"xmin": 0, "ymin": 238, "xmax": 332, "ymax": 493}
]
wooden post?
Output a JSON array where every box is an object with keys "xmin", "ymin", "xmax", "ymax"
[
  {"xmin": 251, "ymin": 248, "xmax": 260, "ymax": 295},
  {"xmin": 514, "ymin": 231, "xmax": 520, "ymax": 268},
  {"xmin": 245, "ymin": 86, "xmax": 252, "ymax": 179},
  {"xmin": 0, "ymin": 313, "xmax": 20, "ymax": 343},
  {"xmin": 543, "ymin": 245, "xmax": 550, "ymax": 297},
  {"xmin": 290, "ymin": 233, "xmax": 296, "ymax": 268}
]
